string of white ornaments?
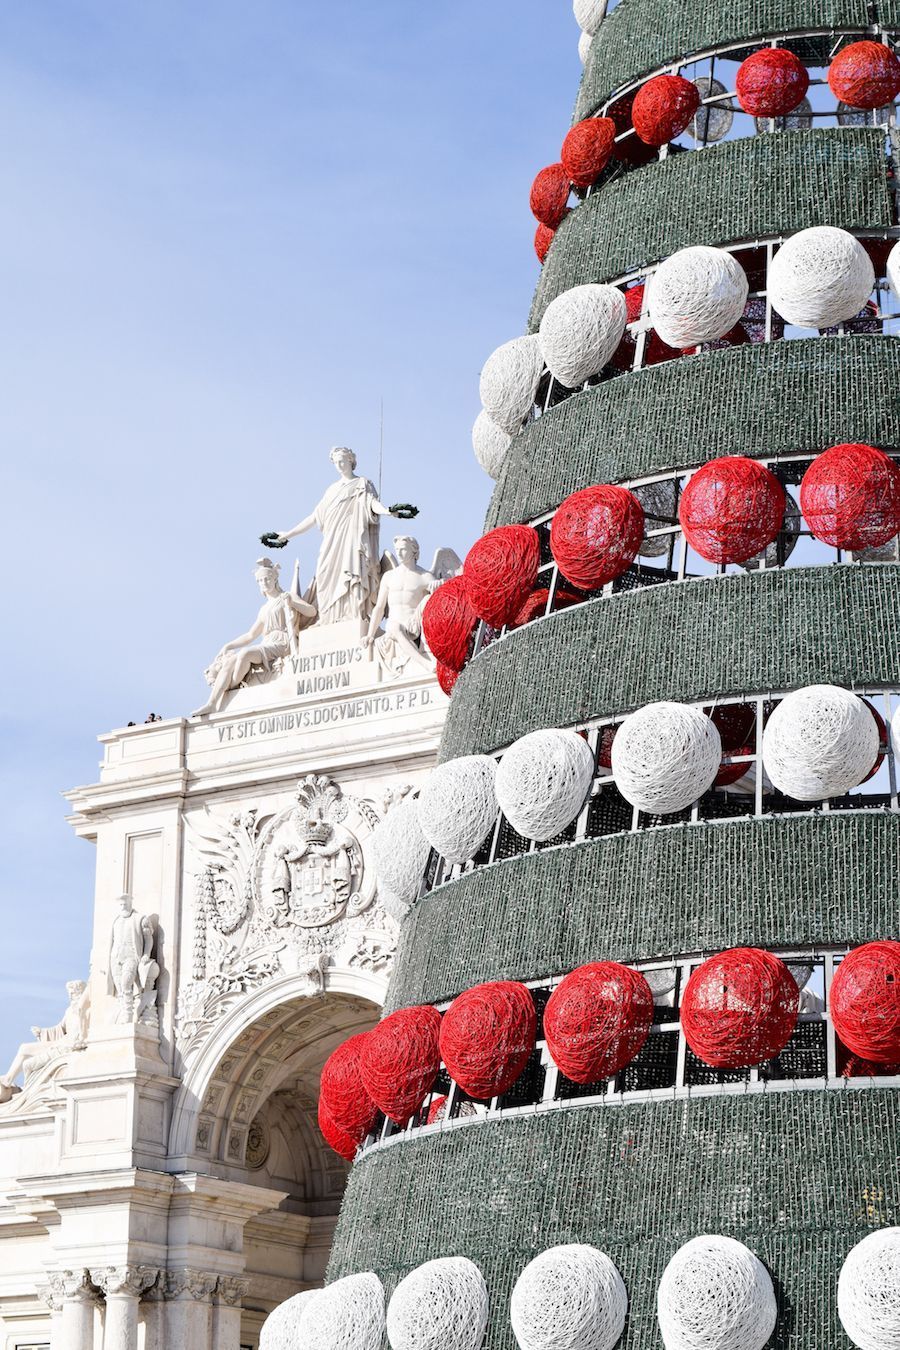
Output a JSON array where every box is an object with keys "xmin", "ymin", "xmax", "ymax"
[
  {"xmin": 656, "ymin": 1235, "xmax": 777, "ymax": 1350},
  {"xmin": 387, "ymin": 1257, "xmax": 490, "ymax": 1350},
  {"xmin": 767, "ymin": 226, "xmax": 875, "ymax": 329},
  {"xmin": 648, "ymin": 246, "xmax": 748, "ymax": 348},
  {"xmin": 632, "ymin": 479, "xmax": 678, "ymax": 558},
  {"xmin": 299, "ymin": 1272, "xmax": 385, "ymax": 1350},
  {"xmin": 417, "ymin": 755, "xmax": 498, "ymax": 864},
  {"xmin": 371, "ymin": 793, "xmax": 431, "ymax": 907},
  {"xmin": 761, "ymin": 684, "xmax": 879, "ymax": 801},
  {"xmin": 611, "ymin": 702, "xmax": 722, "ymax": 814},
  {"xmin": 479, "ymin": 335, "xmax": 545, "ymax": 435},
  {"xmin": 495, "ymin": 728, "xmax": 595, "ymax": 841},
  {"xmin": 538, "ymin": 285, "xmax": 627, "ymax": 389},
  {"xmin": 259, "ymin": 1289, "xmax": 318, "ymax": 1350},
  {"xmin": 838, "ymin": 1228, "xmax": 900, "ymax": 1350},
  {"xmin": 510, "ymin": 1244, "xmax": 628, "ymax": 1350},
  {"xmin": 472, "ymin": 410, "xmax": 512, "ymax": 479}
]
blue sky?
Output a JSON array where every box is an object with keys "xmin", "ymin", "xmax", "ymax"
[{"xmin": 0, "ymin": 2, "xmax": 579, "ymax": 1067}]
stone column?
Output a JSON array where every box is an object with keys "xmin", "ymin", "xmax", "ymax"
[
  {"xmin": 58, "ymin": 1270, "xmax": 99, "ymax": 1350},
  {"xmin": 139, "ymin": 1275, "xmax": 166, "ymax": 1350},
  {"xmin": 164, "ymin": 1269, "xmax": 217, "ymax": 1350},
  {"xmin": 92, "ymin": 1266, "xmax": 158, "ymax": 1350},
  {"xmin": 211, "ymin": 1276, "xmax": 251, "ymax": 1350}
]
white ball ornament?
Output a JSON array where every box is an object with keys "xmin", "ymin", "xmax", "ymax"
[
  {"xmin": 259, "ymin": 1289, "xmax": 318, "ymax": 1350},
  {"xmin": 762, "ymin": 684, "xmax": 879, "ymax": 801},
  {"xmin": 573, "ymin": 0, "xmax": 606, "ymax": 36},
  {"xmin": 611, "ymin": 702, "xmax": 721, "ymax": 814},
  {"xmin": 768, "ymin": 226, "xmax": 875, "ymax": 329},
  {"xmin": 657, "ymin": 1235, "xmax": 777, "ymax": 1350},
  {"xmin": 472, "ymin": 410, "xmax": 512, "ymax": 479},
  {"xmin": 496, "ymin": 729, "xmax": 595, "ymax": 841},
  {"xmin": 539, "ymin": 285, "xmax": 627, "ymax": 389},
  {"xmin": 688, "ymin": 77, "xmax": 734, "ymax": 144},
  {"xmin": 417, "ymin": 755, "xmax": 498, "ymax": 864},
  {"xmin": 886, "ymin": 239, "xmax": 900, "ymax": 305},
  {"xmin": 838, "ymin": 1228, "xmax": 900, "ymax": 1349},
  {"xmin": 510, "ymin": 1244, "xmax": 628, "ymax": 1350},
  {"xmin": 633, "ymin": 479, "xmax": 677, "ymax": 558},
  {"xmin": 371, "ymin": 794, "xmax": 430, "ymax": 906},
  {"xmin": 648, "ymin": 246, "xmax": 749, "ymax": 348},
  {"xmin": 479, "ymin": 335, "xmax": 544, "ymax": 435},
  {"xmin": 578, "ymin": 30, "xmax": 593, "ymax": 64},
  {"xmin": 387, "ymin": 1256, "xmax": 489, "ymax": 1350},
  {"xmin": 300, "ymin": 1273, "xmax": 385, "ymax": 1350}
]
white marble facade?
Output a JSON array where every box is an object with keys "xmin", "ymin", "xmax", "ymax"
[{"xmin": 0, "ymin": 455, "xmax": 455, "ymax": 1348}]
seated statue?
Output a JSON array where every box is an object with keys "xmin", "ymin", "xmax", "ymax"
[
  {"xmin": 0, "ymin": 980, "xmax": 90, "ymax": 1103},
  {"xmin": 363, "ymin": 536, "xmax": 461, "ymax": 677}
]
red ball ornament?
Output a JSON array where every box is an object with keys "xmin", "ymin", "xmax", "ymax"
[
  {"xmin": 800, "ymin": 443, "xmax": 900, "ymax": 551},
  {"xmin": 530, "ymin": 163, "xmax": 571, "ymax": 228},
  {"xmin": 828, "ymin": 40, "xmax": 900, "ymax": 110},
  {"xmin": 632, "ymin": 74, "xmax": 701, "ymax": 147},
  {"xmin": 681, "ymin": 948, "xmax": 799, "ymax": 1068},
  {"xmin": 561, "ymin": 116, "xmax": 617, "ymax": 188},
  {"xmin": 606, "ymin": 91, "xmax": 658, "ymax": 165},
  {"xmin": 422, "ymin": 575, "xmax": 479, "ymax": 671},
  {"xmin": 426, "ymin": 1094, "xmax": 449, "ymax": 1124},
  {"xmin": 439, "ymin": 981, "xmax": 536, "ymax": 1100},
  {"xmin": 550, "ymin": 485, "xmax": 645, "ymax": 590},
  {"xmin": 544, "ymin": 962, "xmax": 654, "ymax": 1083},
  {"xmin": 735, "ymin": 47, "xmax": 810, "ymax": 117},
  {"xmin": 535, "ymin": 222, "xmax": 556, "ymax": 264},
  {"xmin": 711, "ymin": 703, "xmax": 757, "ymax": 787},
  {"xmin": 612, "ymin": 283, "xmax": 682, "ymax": 369},
  {"xmin": 831, "ymin": 941, "xmax": 900, "ymax": 1063},
  {"xmin": 436, "ymin": 661, "xmax": 460, "ymax": 696},
  {"xmin": 359, "ymin": 1005, "xmax": 442, "ymax": 1126},
  {"xmin": 678, "ymin": 456, "xmax": 786, "ymax": 565},
  {"xmin": 320, "ymin": 1032, "xmax": 379, "ymax": 1141},
  {"xmin": 318, "ymin": 1095, "xmax": 363, "ymax": 1161},
  {"xmin": 508, "ymin": 584, "xmax": 582, "ymax": 629},
  {"xmin": 463, "ymin": 525, "xmax": 541, "ymax": 628}
]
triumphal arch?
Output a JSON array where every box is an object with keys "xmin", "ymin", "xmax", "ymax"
[{"xmin": 0, "ymin": 449, "xmax": 457, "ymax": 1349}]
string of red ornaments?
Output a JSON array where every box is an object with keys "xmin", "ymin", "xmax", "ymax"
[
  {"xmin": 828, "ymin": 39, "xmax": 900, "ymax": 110},
  {"xmin": 735, "ymin": 47, "xmax": 809, "ymax": 117},
  {"xmin": 530, "ymin": 163, "xmax": 571, "ymax": 229},
  {"xmin": 319, "ymin": 1032, "xmax": 380, "ymax": 1145},
  {"xmin": 550, "ymin": 485, "xmax": 645, "ymax": 590},
  {"xmin": 359, "ymin": 1006, "xmax": 442, "ymax": 1126},
  {"xmin": 678, "ymin": 456, "xmax": 786, "ymax": 565},
  {"xmin": 422, "ymin": 575, "xmax": 479, "ymax": 672},
  {"xmin": 680, "ymin": 948, "xmax": 799, "ymax": 1068},
  {"xmin": 631, "ymin": 74, "xmax": 700, "ymax": 147},
  {"xmin": 463, "ymin": 525, "xmax": 541, "ymax": 629},
  {"xmin": 799, "ymin": 443, "xmax": 900, "ymax": 551},
  {"xmin": 830, "ymin": 940, "xmax": 900, "ymax": 1063},
  {"xmin": 439, "ymin": 980, "xmax": 537, "ymax": 1100},
  {"xmin": 544, "ymin": 962, "xmax": 654, "ymax": 1082}
]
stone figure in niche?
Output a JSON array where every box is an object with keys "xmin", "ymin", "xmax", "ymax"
[
  {"xmin": 265, "ymin": 776, "xmax": 363, "ymax": 928},
  {"xmin": 363, "ymin": 535, "xmax": 462, "ymax": 677},
  {"xmin": 0, "ymin": 980, "xmax": 90, "ymax": 1103},
  {"xmin": 108, "ymin": 894, "xmax": 160, "ymax": 1025},
  {"xmin": 273, "ymin": 447, "xmax": 409, "ymax": 627},
  {"xmin": 194, "ymin": 557, "xmax": 316, "ymax": 717}
]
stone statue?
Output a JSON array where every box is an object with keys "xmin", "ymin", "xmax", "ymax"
[
  {"xmin": 0, "ymin": 980, "xmax": 90, "ymax": 1103},
  {"xmin": 194, "ymin": 557, "xmax": 316, "ymax": 717},
  {"xmin": 363, "ymin": 536, "xmax": 462, "ymax": 677},
  {"xmin": 274, "ymin": 447, "xmax": 407, "ymax": 628},
  {"xmin": 108, "ymin": 895, "xmax": 160, "ymax": 1025}
]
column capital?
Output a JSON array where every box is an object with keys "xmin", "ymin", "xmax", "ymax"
[
  {"xmin": 59, "ymin": 1268, "xmax": 101, "ymax": 1304},
  {"xmin": 36, "ymin": 1275, "xmax": 65, "ymax": 1313},
  {"xmin": 215, "ymin": 1275, "xmax": 251, "ymax": 1306},
  {"xmin": 165, "ymin": 1267, "xmax": 218, "ymax": 1302},
  {"xmin": 92, "ymin": 1265, "xmax": 161, "ymax": 1298}
]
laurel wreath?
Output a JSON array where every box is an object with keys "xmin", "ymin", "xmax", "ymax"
[
  {"xmin": 390, "ymin": 503, "xmax": 419, "ymax": 519},
  {"xmin": 259, "ymin": 532, "xmax": 288, "ymax": 549}
]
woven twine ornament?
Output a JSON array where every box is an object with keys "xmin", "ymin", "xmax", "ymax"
[
  {"xmin": 633, "ymin": 478, "xmax": 678, "ymax": 557},
  {"xmin": 755, "ymin": 94, "xmax": 812, "ymax": 132},
  {"xmin": 387, "ymin": 1257, "xmax": 489, "ymax": 1350},
  {"xmin": 496, "ymin": 728, "xmax": 595, "ymax": 840},
  {"xmin": 479, "ymin": 334, "xmax": 544, "ymax": 434},
  {"xmin": 611, "ymin": 701, "xmax": 721, "ymax": 814},
  {"xmin": 828, "ymin": 40, "xmax": 900, "ymax": 109},
  {"xmin": 678, "ymin": 456, "xmax": 785, "ymax": 565},
  {"xmin": 838, "ymin": 100, "xmax": 893, "ymax": 127},
  {"xmin": 535, "ymin": 222, "xmax": 557, "ymax": 264},
  {"xmin": 260, "ymin": 1290, "xmax": 319, "ymax": 1350},
  {"xmin": 561, "ymin": 117, "xmax": 617, "ymax": 188},
  {"xmin": 359, "ymin": 1005, "xmax": 442, "ymax": 1126},
  {"xmin": 426, "ymin": 1094, "xmax": 479, "ymax": 1124},
  {"xmin": 539, "ymin": 284, "xmax": 627, "ymax": 388},
  {"xmin": 885, "ymin": 239, "xmax": 900, "ymax": 302},
  {"xmin": 318, "ymin": 1095, "xmax": 363, "ymax": 1161},
  {"xmin": 300, "ymin": 1273, "xmax": 385, "ymax": 1350},
  {"xmin": 839, "ymin": 1229, "xmax": 900, "ymax": 1350},
  {"xmin": 436, "ymin": 661, "xmax": 460, "ymax": 696},
  {"xmin": 768, "ymin": 227, "xmax": 875, "ymax": 329},
  {"xmin": 463, "ymin": 525, "xmax": 541, "ymax": 628},
  {"xmin": 550, "ymin": 485, "xmax": 644, "ymax": 589},
  {"xmin": 657, "ymin": 1235, "xmax": 777, "ymax": 1350},
  {"xmin": 612, "ymin": 283, "xmax": 684, "ymax": 370},
  {"xmin": 831, "ymin": 941, "xmax": 900, "ymax": 1063},
  {"xmin": 762, "ymin": 684, "xmax": 880, "ymax": 799},
  {"xmin": 530, "ymin": 163, "xmax": 571, "ymax": 228},
  {"xmin": 544, "ymin": 962, "xmax": 654, "ymax": 1082},
  {"xmin": 418, "ymin": 755, "xmax": 498, "ymax": 863},
  {"xmin": 607, "ymin": 91, "xmax": 659, "ymax": 166},
  {"xmin": 688, "ymin": 77, "xmax": 733, "ymax": 143},
  {"xmin": 681, "ymin": 948, "xmax": 799, "ymax": 1068},
  {"xmin": 800, "ymin": 443, "xmax": 900, "ymax": 550},
  {"xmin": 510, "ymin": 1244, "xmax": 628, "ymax": 1350},
  {"xmin": 573, "ymin": 0, "xmax": 606, "ymax": 36},
  {"xmin": 372, "ymin": 793, "xmax": 431, "ymax": 906},
  {"xmin": 578, "ymin": 30, "xmax": 593, "ymax": 65},
  {"xmin": 423, "ymin": 575, "xmax": 479, "ymax": 671},
  {"xmin": 710, "ymin": 702, "xmax": 757, "ymax": 787},
  {"xmin": 632, "ymin": 74, "xmax": 701, "ymax": 146},
  {"xmin": 440, "ymin": 981, "xmax": 537, "ymax": 1099},
  {"xmin": 741, "ymin": 489, "xmax": 800, "ymax": 571},
  {"xmin": 648, "ymin": 247, "xmax": 749, "ymax": 348},
  {"xmin": 320, "ymin": 1032, "xmax": 380, "ymax": 1141},
  {"xmin": 736, "ymin": 47, "xmax": 809, "ymax": 116},
  {"xmin": 472, "ymin": 410, "xmax": 511, "ymax": 479}
]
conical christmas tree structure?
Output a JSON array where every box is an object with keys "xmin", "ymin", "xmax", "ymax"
[{"xmin": 317, "ymin": 9, "xmax": 900, "ymax": 1347}]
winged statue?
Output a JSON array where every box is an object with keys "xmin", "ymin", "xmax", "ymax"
[{"xmin": 363, "ymin": 537, "xmax": 462, "ymax": 677}]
